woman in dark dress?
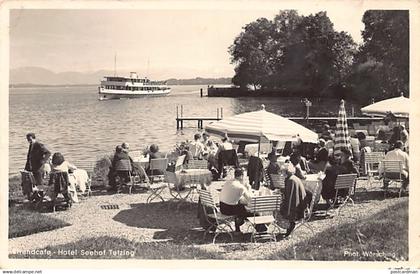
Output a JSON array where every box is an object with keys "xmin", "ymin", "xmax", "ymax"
[{"xmin": 321, "ymin": 148, "xmax": 358, "ymax": 201}]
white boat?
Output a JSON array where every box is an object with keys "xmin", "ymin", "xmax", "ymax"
[{"xmin": 98, "ymin": 72, "xmax": 171, "ymax": 100}]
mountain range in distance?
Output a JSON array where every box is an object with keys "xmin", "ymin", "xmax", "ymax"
[{"xmin": 9, "ymin": 67, "xmax": 232, "ymax": 87}]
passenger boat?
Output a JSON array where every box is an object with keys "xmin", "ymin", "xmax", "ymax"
[{"xmin": 98, "ymin": 72, "xmax": 171, "ymax": 100}]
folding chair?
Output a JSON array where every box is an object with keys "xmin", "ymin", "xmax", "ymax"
[
  {"xmin": 146, "ymin": 159, "xmax": 171, "ymax": 203},
  {"xmin": 114, "ymin": 159, "xmax": 135, "ymax": 194},
  {"xmin": 164, "ymin": 171, "xmax": 198, "ymax": 206},
  {"xmin": 327, "ymin": 173, "xmax": 358, "ymax": 217},
  {"xmin": 382, "ymin": 160, "xmax": 406, "ymax": 198},
  {"xmin": 269, "ymin": 174, "xmax": 286, "ymax": 191},
  {"xmin": 174, "ymin": 155, "xmax": 186, "ymax": 171},
  {"xmin": 246, "ymin": 195, "xmax": 282, "ymax": 242},
  {"xmin": 186, "ymin": 159, "xmax": 208, "ymax": 170},
  {"xmin": 364, "ymin": 152, "xmax": 385, "ymax": 188},
  {"xmin": 49, "ymin": 171, "xmax": 72, "ymax": 212},
  {"xmin": 198, "ymin": 189, "xmax": 235, "ymax": 244},
  {"xmin": 293, "ymin": 180, "xmax": 321, "ymax": 235},
  {"xmin": 149, "ymin": 158, "xmax": 168, "ymax": 183}
]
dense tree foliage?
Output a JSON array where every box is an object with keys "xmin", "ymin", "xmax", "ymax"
[
  {"xmin": 229, "ymin": 10, "xmax": 409, "ymax": 103},
  {"xmin": 348, "ymin": 10, "xmax": 409, "ymax": 103},
  {"xmin": 229, "ymin": 10, "xmax": 357, "ymax": 98}
]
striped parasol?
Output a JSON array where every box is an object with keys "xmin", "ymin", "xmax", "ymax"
[
  {"xmin": 334, "ymin": 99, "xmax": 352, "ymax": 155},
  {"xmin": 204, "ymin": 105, "xmax": 319, "ymax": 143}
]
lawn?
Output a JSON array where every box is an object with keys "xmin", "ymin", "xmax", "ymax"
[
  {"xmin": 9, "ymin": 205, "xmax": 71, "ymax": 238},
  {"xmin": 269, "ymin": 199, "xmax": 408, "ymax": 261}
]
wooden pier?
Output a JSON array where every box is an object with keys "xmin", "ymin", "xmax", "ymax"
[{"xmin": 176, "ymin": 105, "xmax": 223, "ymax": 129}]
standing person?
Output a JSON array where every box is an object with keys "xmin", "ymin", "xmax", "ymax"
[{"xmin": 24, "ymin": 133, "xmax": 51, "ymax": 185}]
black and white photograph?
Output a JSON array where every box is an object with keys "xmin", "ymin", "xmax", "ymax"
[{"xmin": 1, "ymin": 0, "xmax": 419, "ymax": 268}]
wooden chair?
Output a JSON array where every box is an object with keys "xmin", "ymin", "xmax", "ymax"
[
  {"xmin": 149, "ymin": 158, "xmax": 168, "ymax": 183},
  {"xmin": 382, "ymin": 160, "xmax": 406, "ymax": 198},
  {"xmin": 246, "ymin": 195, "xmax": 282, "ymax": 242},
  {"xmin": 49, "ymin": 171, "xmax": 72, "ymax": 212},
  {"xmin": 114, "ymin": 159, "xmax": 134, "ymax": 194},
  {"xmin": 198, "ymin": 189, "xmax": 235, "ymax": 244},
  {"xmin": 364, "ymin": 152, "xmax": 385, "ymax": 188},
  {"xmin": 327, "ymin": 173, "xmax": 358, "ymax": 217}
]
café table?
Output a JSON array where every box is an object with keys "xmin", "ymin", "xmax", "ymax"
[{"xmin": 169, "ymin": 169, "xmax": 212, "ymax": 203}]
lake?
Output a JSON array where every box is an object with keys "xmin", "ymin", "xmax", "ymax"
[{"xmin": 9, "ymin": 85, "xmax": 361, "ymax": 176}]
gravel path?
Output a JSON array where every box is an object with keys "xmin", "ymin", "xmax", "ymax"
[{"xmin": 8, "ymin": 179, "xmax": 407, "ymax": 259}]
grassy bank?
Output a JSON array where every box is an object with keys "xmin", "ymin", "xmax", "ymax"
[
  {"xmin": 269, "ymin": 199, "xmax": 408, "ymax": 261},
  {"xmin": 9, "ymin": 206, "xmax": 71, "ymax": 238}
]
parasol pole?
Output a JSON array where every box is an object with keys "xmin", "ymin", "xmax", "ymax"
[{"xmin": 257, "ymin": 136, "xmax": 261, "ymax": 158}]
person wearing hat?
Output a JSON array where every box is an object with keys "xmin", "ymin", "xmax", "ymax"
[{"xmin": 24, "ymin": 132, "xmax": 51, "ymax": 185}]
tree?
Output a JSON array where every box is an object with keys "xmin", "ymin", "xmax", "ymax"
[
  {"xmin": 350, "ymin": 10, "xmax": 409, "ymax": 101},
  {"xmin": 229, "ymin": 10, "xmax": 356, "ymax": 97}
]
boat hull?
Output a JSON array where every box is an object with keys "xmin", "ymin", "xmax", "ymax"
[{"xmin": 98, "ymin": 87, "xmax": 171, "ymax": 100}]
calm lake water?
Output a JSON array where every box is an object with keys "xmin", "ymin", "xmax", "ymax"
[{"xmin": 9, "ymin": 85, "xmax": 361, "ymax": 176}]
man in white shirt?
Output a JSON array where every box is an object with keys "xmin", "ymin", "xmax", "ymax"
[
  {"xmin": 379, "ymin": 141, "xmax": 409, "ymax": 188},
  {"xmin": 190, "ymin": 133, "xmax": 205, "ymax": 159},
  {"xmin": 219, "ymin": 168, "xmax": 252, "ymax": 232}
]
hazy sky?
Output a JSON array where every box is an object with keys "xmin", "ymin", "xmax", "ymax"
[{"xmin": 10, "ymin": 7, "xmax": 366, "ymax": 79}]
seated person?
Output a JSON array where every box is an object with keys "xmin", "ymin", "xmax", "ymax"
[
  {"xmin": 266, "ymin": 151, "xmax": 281, "ymax": 175},
  {"xmin": 47, "ymin": 152, "xmax": 77, "ymax": 203},
  {"xmin": 108, "ymin": 145, "xmax": 132, "ymax": 191},
  {"xmin": 321, "ymin": 148, "xmax": 358, "ymax": 201},
  {"xmin": 378, "ymin": 140, "xmax": 409, "ymax": 189},
  {"xmin": 280, "ymin": 163, "xmax": 312, "ymax": 237},
  {"xmin": 219, "ymin": 168, "xmax": 266, "ymax": 233},
  {"xmin": 190, "ymin": 133, "xmax": 205, "ymax": 159},
  {"xmin": 289, "ymin": 152, "xmax": 306, "ymax": 180},
  {"xmin": 308, "ymin": 139, "xmax": 329, "ymax": 173},
  {"xmin": 147, "ymin": 144, "xmax": 165, "ymax": 176}
]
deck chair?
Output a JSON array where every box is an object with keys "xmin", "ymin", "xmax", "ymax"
[
  {"xmin": 327, "ymin": 173, "xmax": 358, "ymax": 217},
  {"xmin": 198, "ymin": 189, "xmax": 235, "ymax": 244},
  {"xmin": 382, "ymin": 160, "xmax": 406, "ymax": 198},
  {"xmin": 49, "ymin": 171, "xmax": 72, "ymax": 212},
  {"xmin": 149, "ymin": 158, "xmax": 168, "ymax": 183},
  {"xmin": 186, "ymin": 159, "xmax": 208, "ymax": 170},
  {"xmin": 114, "ymin": 159, "xmax": 134, "ymax": 194},
  {"xmin": 364, "ymin": 152, "xmax": 385, "ymax": 188},
  {"xmin": 246, "ymin": 195, "xmax": 282, "ymax": 242}
]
